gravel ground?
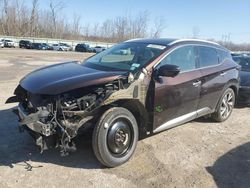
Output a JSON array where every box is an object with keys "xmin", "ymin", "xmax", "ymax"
[{"xmin": 0, "ymin": 48, "xmax": 249, "ymax": 188}]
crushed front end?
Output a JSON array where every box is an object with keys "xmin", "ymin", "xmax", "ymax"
[
  {"xmin": 7, "ymin": 84, "xmax": 118, "ymax": 155},
  {"xmin": 6, "ymin": 69, "xmax": 151, "ymax": 156}
]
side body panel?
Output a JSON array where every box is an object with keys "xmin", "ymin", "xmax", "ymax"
[
  {"xmin": 153, "ymin": 70, "xmax": 201, "ymax": 132},
  {"xmin": 198, "ymin": 60, "xmax": 239, "ymax": 111}
]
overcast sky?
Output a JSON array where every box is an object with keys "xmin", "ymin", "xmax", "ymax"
[{"xmin": 39, "ymin": 0, "xmax": 250, "ymax": 43}]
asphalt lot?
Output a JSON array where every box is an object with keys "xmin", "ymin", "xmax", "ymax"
[{"xmin": 0, "ymin": 48, "xmax": 250, "ymax": 188}]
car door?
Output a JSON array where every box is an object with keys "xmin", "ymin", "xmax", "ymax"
[
  {"xmin": 196, "ymin": 46, "xmax": 227, "ymax": 113},
  {"xmin": 153, "ymin": 45, "xmax": 202, "ymax": 133}
]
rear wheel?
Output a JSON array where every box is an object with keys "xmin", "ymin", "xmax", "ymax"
[
  {"xmin": 212, "ymin": 88, "xmax": 235, "ymax": 122},
  {"xmin": 92, "ymin": 107, "xmax": 138, "ymax": 167}
]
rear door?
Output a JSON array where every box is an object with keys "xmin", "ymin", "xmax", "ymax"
[
  {"xmin": 197, "ymin": 46, "xmax": 227, "ymax": 113},
  {"xmin": 153, "ymin": 45, "xmax": 202, "ymax": 133}
]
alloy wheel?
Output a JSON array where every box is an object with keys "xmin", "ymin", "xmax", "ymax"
[{"xmin": 220, "ymin": 91, "xmax": 235, "ymax": 119}]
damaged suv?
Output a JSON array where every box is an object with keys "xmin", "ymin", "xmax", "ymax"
[{"xmin": 7, "ymin": 39, "xmax": 240, "ymax": 167}]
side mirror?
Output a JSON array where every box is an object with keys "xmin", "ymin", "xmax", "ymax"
[{"xmin": 157, "ymin": 64, "xmax": 180, "ymax": 77}]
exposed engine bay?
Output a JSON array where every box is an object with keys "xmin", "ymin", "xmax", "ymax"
[{"xmin": 8, "ymin": 71, "xmax": 150, "ymax": 156}]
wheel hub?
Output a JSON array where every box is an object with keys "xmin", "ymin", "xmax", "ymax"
[
  {"xmin": 107, "ymin": 119, "xmax": 133, "ymax": 156},
  {"xmin": 115, "ymin": 129, "xmax": 128, "ymax": 145}
]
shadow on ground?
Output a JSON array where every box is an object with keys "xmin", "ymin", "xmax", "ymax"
[
  {"xmin": 0, "ymin": 107, "xmax": 102, "ymax": 170},
  {"xmin": 207, "ymin": 142, "xmax": 250, "ymax": 188}
]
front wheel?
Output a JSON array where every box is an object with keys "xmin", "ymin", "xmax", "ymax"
[
  {"xmin": 212, "ymin": 88, "xmax": 235, "ymax": 122},
  {"xmin": 92, "ymin": 107, "xmax": 138, "ymax": 167}
]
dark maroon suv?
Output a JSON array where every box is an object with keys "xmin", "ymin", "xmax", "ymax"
[{"xmin": 7, "ymin": 39, "xmax": 240, "ymax": 167}]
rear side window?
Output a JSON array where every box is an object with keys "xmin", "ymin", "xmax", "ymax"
[
  {"xmin": 218, "ymin": 49, "xmax": 231, "ymax": 63},
  {"xmin": 158, "ymin": 46, "xmax": 196, "ymax": 72},
  {"xmin": 198, "ymin": 46, "xmax": 219, "ymax": 67}
]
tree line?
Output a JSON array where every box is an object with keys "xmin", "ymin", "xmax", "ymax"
[
  {"xmin": 0, "ymin": 0, "xmax": 249, "ymax": 51},
  {"xmin": 0, "ymin": 0, "xmax": 165, "ymax": 43}
]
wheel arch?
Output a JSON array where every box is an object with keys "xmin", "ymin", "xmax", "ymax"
[
  {"xmin": 116, "ymin": 99, "xmax": 150, "ymax": 139},
  {"xmin": 215, "ymin": 79, "xmax": 239, "ymax": 111},
  {"xmin": 225, "ymin": 78, "xmax": 239, "ymax": 98},
  {"xmin": 98, "ymin": 99, "xmax": 150, "ymax": 139}
]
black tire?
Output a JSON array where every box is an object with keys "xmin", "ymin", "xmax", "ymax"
[
  {"xmin": 212, "ymin": 88, "xmax": 235, "ymax": 122},
  {"xmin": 92, "ymin": 107, "xmax": 138, "ymax": 167}
]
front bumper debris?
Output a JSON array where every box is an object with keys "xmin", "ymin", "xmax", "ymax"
[{"xmin": 17, "ymin": 104, "xmax": 53, "ymax": 136}]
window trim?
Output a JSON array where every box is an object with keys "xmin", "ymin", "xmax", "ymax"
[{"xmin": 153, "ymin": 44, "xmax": 229, "ymax": 73}]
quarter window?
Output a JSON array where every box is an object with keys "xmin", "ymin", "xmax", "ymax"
[
  {"xmin": 158, "ymin": 46, "xmax": 196, "ymax": 72},
  {"xmin": 199, "ymin": 46, "xmax": 219, "ymax": 67},
  {"xmin": 218, "ymin": 49, "xmax": 231, "ymax": 63}
]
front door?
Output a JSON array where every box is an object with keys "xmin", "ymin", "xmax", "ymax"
[{"xmin": 153, "ymin": 45, "xmax": 201, "ymax": 133}]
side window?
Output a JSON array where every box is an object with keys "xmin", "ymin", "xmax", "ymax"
[
  {"xmin": 158, "ymin": 46, "xmax": 196, "ymax": 72},
  {"xmin": 218, "ymin": 49, "xmax": 231, "ymax": 63},
  {"xmin": 199, "ymin": 46, "xmax": 219, "ymax": 67}
]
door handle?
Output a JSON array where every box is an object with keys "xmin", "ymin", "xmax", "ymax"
[
  {"xmin": 220, "ymin": 71, "xmax": 227, "ymax": 76},
  {"xmin": 193, "ymin": 80, "xmax": 201, "ymax": 87}
]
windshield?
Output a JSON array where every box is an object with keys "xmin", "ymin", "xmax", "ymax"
[
  {"xmin": 233, "ymin": 56, "xmax": 250, "ymax": 71},
  {"xmin": 83, "ymin": 42, "xmax": 166, "ymax": 72}
]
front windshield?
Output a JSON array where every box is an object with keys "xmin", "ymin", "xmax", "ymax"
[
  {"xmin": 83, "ymin": 42, "xmax": 166, "ymax": 72},
  {"xmin": 233, "ymin": 56, "xmax": 250, "ymax": 71}
]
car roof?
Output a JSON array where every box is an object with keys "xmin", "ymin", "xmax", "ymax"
[{"xmin": 125, "ymin": 38, "xmax": 225, "ymax": 50}]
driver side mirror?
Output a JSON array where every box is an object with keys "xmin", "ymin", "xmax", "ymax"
[{"xmin": 156, "ymin": 64, "xmax": 180, "ymax": 77}]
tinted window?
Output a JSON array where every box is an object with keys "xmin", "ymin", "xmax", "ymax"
[
  {"xmin": 218, "ymin": 49, "xmax": 231, "ymax": 63},
  {"xmin": 158, "ymin": 46, "xmax": 196, "ymax": 72},
  {"xmin": 199, "ymin": 46, "xmax": 218, "ymax": 67}
]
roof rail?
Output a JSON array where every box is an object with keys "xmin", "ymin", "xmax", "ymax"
[{"xmin": 169, "ymin": 39, "xmax": 220, "ymax": 46}]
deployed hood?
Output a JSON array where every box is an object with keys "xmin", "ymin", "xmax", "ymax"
[
  {"xmin": 20, "ymin": 61, "xmax": 126, "ymax": 95},
  {"xmin": 240, "ymin": 70, "xmax": 250, "ymax": 87}
]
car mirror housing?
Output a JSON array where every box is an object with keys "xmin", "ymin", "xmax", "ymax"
[{"xmin": 157, "ymin": 64, "xmax": 180, "ymax": 77}]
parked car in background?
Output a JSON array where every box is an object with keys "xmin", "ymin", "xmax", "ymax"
[
  {"xmin": 1, "ymin": 39, "xmax": 15, "ymax": 47},
  {"xmin": 0, "ymin": 40, "xmax": 4, "ymax": 48},
  {"xmin": 59, "ymin": 43, "xmax": 73, "ymax": 51},
  {"xmin": 232, "ymin": 55, "xmax": 250, "ymax": 104},
  {"xmin": 93, "ymin": 46, "xmax": 106, "ymax": 53},
  {"xmin": 75, "ymin": 43, "xmax": 93, "ymax": 52},
  {"xmin": 52, "ymin": 44, "xmax": 60, "ymax": 51},
  {"xmin": 232, "ymin": 52, "xmax": 250, "ymax": 57},
  {"xmin": 52, "ymin": 43, "xmax": 70, "ymax": 51},
  {"xmin": 32, "ymin": 43, "xmax": 46, "ymax": 50},
  {"xmin": 19, "ymin": 40, "xmax": 32, "ymax": 49},
  {"xmin": 42, "ymin": 43, "xmax": 53, "ymax": 50}
]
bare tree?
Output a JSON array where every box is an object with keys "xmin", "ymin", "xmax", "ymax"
[
  {"xmin": 82, "ymin": 23, "xmax": 90, "ymax": 39},
  {"xmin": 151, "ymin": 16, "xmax": 166, "ymax": 38},
  {"xmin": 100, "ymin": 19, "xmax": 114, "ymax": 41},
  {"xmin": 3, "ymin": 0, "xmax": 10, "ymax": 35},
  {"xmin": 30, "ymin": 0, "xmax": 39, "ymax": 37},
  {"xmin": 92, "ymin": 23, "xmax": 99, "ymax": 37},
  {"xmin": 49, "ymin": 0, "xmax": 65, "ymax": 38},
  {"xmin": 71, "ymin": 13, "xmax": 81, "ymax": 39},
  {"xmin": 130, "ymin": 11, "xmax": 149, "ymax": 38}
]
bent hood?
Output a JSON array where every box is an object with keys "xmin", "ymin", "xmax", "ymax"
[{"xmin": 20, "ymin": 61, "xmax": 126, "ymax": 95}]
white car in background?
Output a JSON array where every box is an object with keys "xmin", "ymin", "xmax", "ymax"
[
  {"xmin": 0, "ymin": 40, "xmax": 4, "ymax": 48},
  {"xmin": 1, "ymin": 39, "xmax": 15, "ymax": 47},
  {"xmin": 93, "ymin": 46, "xmax": 106, "ymax": 53},
  {"xmin": 52, "ymin": 43, "xmax": 72, "ymax": 51}
]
